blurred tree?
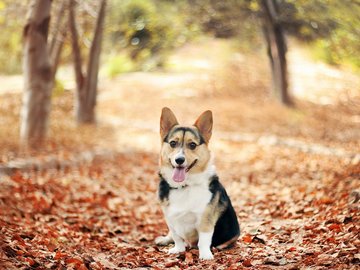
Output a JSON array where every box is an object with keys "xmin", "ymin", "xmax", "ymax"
[
  {"xmin": 284, "ymin": 0, "xmax": 360, "ymax": 69},
  {"xmin": 21, "ymin": 0, "xmax": 53, "ymax": 146},
  {"xmin": 187, "ymin": 0, "xmax": 359, "ymax": 102},
  {"xmin": 187, "ymin": 0, "xmax": 253, "ymax": 38},
  {"xmin": 69, "ymin": 0, "xmax": 107, "ymax": 124},
  {"xmin": 0, "ymin": 1, "xmax": 28, "ymax": 74},
  {"xmin": 260, "ymin": 0, "xmax": 291, "ymax": 105},
  {"xmin": 188, "ymin": 0, "xmax": 292, "ymax": 105}
]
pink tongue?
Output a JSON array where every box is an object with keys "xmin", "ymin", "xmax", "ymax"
[{"xmin": 172, "ymin": 167, "xmax": 186, "ymax": 182}]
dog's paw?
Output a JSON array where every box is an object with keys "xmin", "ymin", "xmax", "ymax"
[
  {"xmin": 155, "ymin": 235, "xmax": 173, "ymax": 246},
  {"xmin": 199, "ymin": 249, "xmax": 214, "ymax": 260},
  {"xmin": 168, "ymin": 246, "xmax": 185, "ymax": 254}
]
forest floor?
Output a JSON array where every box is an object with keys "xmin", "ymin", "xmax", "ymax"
[{"xmin": 0, "ymin": 38, "xmax": 359, "ymax": 269}]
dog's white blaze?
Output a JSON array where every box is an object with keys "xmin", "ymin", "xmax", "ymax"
[{"xmin": 173, "ymin": 148, "xmax": 186, "ymax": 166}]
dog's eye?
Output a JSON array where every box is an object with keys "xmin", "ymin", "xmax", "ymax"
[
  {"xmin": 189, "ymin": 142, "xmax": 197, "ymax": 150},
  {"xmin": 169, "ymin": 141, "xmax": 177, "ymax": 148}
]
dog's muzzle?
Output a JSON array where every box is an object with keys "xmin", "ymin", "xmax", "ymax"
[{"xmin": 186, "ymin": 159, "xmax": 198, "ymax": 172}]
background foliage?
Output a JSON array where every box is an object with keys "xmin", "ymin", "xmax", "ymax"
[
  {"xmin": 0, "ymin": 0, "xmax": 359, "ymax": 75},
  {"xmin": 0, "ymin": 1, "xmax": 27, "ymax": 74}
]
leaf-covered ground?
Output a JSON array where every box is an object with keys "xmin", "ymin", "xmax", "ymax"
[
  {"xmin": 1, "ymin": 38, "xmax": 359, "ymax": 269},
  {"xmin": 1, "ymin": 147, "xmax": 359, "ymax": 269}
]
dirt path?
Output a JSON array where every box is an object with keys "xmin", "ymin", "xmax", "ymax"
[
  {"xmin": 97, "ymin": 38, "xmax": 360, "ymax": 154},
  {"xmin": 288, "ymin": 44, "xmax": 360, "ymax": 105}
]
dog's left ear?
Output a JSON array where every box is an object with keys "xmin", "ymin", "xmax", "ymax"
[{"xmin": 194, "ymin": 110, "xmax": 213, "ymax": 144}]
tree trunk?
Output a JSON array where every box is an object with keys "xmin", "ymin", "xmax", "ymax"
[
  {"xmin": 69, "ymin": 0, "xmax": 85, "ymax": 116},
  {"xmin": 50, "ymin": 30, "xmax": 66, "ymax": 77},
  {"xmin": 69, "ymin": 0, "xmax": 106, "ymax": 124},
  {"xmin": 261, "ymin": 0, "xmax": 291, "ymax": 106},
  {"xmin": 81, "ymin": 0, "xmax": 107, "ymax": 123},
  {"xmin": 49, "ymin": 1, "xmax": 68, "ymax": 77},
  {"xmin": 49, "ymin": 1, "xmax": 66, "ymax": 56},
  {"xmin": 21, "ymin": 0, "xmax": 53, "ymax": 146}
]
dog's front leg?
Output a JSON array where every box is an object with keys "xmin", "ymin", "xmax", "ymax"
[
  {"xmin": 197, "ymin": 192, "xmax": 223, "ymax": 260},
  {"xmin": 198, "ymin": 230, "xmax": 214, "ymax": 260},
  {"xmin": 168, "ymin": 228, "xmax": 186, "ymax": 254}
]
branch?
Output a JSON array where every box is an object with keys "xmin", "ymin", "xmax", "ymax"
[{"xmin": 69, "ymin": 0, "xmax": 84, "ymax": 91}]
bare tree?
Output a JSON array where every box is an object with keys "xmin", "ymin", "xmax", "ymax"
[
  {"xmin": 20, "ymin": 0, "xmax": 69, "ymax": 146},
  {"xmin": 69, "ymin": 0, "xmax": 107, "ymax": 124},
  {"xmin": 261, "ymin": 0, "xmax": 292, "ymax": 106},
  {"xmin": 21, "ymin": 0, "xmax": 53, "ymax": 146}
]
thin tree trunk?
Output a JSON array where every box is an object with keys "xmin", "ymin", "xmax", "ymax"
[
  {"xmin": 50, "ymin": 30, "xmax": 66, "ymax": 77},
  {"xmin": 69, "ymin": 0, "xmax": 85, "ymax": 108},
  {"xmin": 49, "ymin": 1, "xmax": 66, "ymax": 56},
  {"xmin": 261, "ymin": 0, "xmax": 291, "ymax": 106},
  {"xmin": 81, "ymin": 0, "xmax": 107, "ymax": 123},
  {"xmin": 21, "ymin": 0, "xmax": 53, "ymax": 146},
  {"xmin": 49, "ymin": 1, "xmax": 68, "ymax": 77},
  {"xmin": 69, "ymin": 0, "xmax": 106, "ymax": 124}
]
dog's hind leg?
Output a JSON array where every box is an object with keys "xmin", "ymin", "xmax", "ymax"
[{"xmin": 155, "ymin": 232, "xmax": 174, "ymax": 246}]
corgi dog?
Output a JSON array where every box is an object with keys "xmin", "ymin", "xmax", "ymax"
[{"xmin": 155, "ymin": 107, "xmax": 240, "ymax": 260}]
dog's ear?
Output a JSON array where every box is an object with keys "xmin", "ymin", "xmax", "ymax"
[
  {"xmin": 160, "ymin": 107, "xmax": 178, "ymax": 141},
  {"xmin": 194, "ymin": 110, "xmax": 213, "ymax": 144}
]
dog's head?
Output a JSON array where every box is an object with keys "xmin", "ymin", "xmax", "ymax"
[{"xmin": 159, "ymin": 107, "xmax": 213, "ymax": 185}]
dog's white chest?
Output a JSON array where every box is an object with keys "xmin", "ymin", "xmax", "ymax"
[{"xmin": 164, "ymin": 184, "xmax": 212, "ymax": 240}]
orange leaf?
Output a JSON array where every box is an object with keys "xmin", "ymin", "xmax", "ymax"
[
  {"xmin": 10, "ymin": 172, "xmax": 27, "ymax": 184},
  {"xmin": 242, "ymin": 259, "xmax": 252, "ymax": 267},
  {"xmin": 328, "ymin": 223, "xmax": 342, "ymax": 232},
  {"xmin": 12, "ymin": 234, "xmax": 26, "ymax": 247},
  {"xmin": 16, "ymin": 250, "xmax": 25, "ymax": 256},
  {"xmin": 242, "ymin": 234, "xmax": 253, "ymax": 243},
  {"xmin": 76, "ymin": 264, "xmax": 88, "ymax": 270},
  {"xmin": 165, "ymin": 260, "xmax": 178, "ymax": 267},
  {"xmin": 327, "ymin": 237, "xmax": 336, "ymax": 243},
  {"xmin": 185, "ymin": 252, "xmax": 193, "ymax": 264},
  {"xmin": 318, "ymin": 197, "xmax": 334, "ymax": 205},
  {"xmin": 24, "ymin": 257, "xmax": 35, "ymax": 266},
  {"xmin": 66, "ymin": 257, "xmax": 83, "ymax": 265},
  {"xmin": 54, "ymin": 251, "xmax": 67, "ymax": 260}
]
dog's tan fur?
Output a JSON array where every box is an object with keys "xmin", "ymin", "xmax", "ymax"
[
  {"xmin": 198, "ymin": 192, "xmax": 227, "ymax": 232},
  {"xmin": 160, "ymin": 127, "xmax": 211, "ymax": 173}
]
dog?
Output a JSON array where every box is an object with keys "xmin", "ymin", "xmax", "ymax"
[{"xmin": 155, "ymin": 107, "xmax": 240, "ymax": 260}]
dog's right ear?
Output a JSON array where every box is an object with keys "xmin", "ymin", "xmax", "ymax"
[{"xmin": 160, "ymin": 107, "xmax": 178, "ymax": 141}]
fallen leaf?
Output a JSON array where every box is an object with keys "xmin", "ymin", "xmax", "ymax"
[
  {"xmin": 185, "ymin": 252, "xmax": 193, "ymax": 264},
  {"xmin": 54, "ymin": 251, "xmax": 67, "ymax": 260},
  {"xmin": 24, "ymin": 257, "xmax": 35, "ymax": 266},
  {"xmin": 328, "ymin": 223, "xmax": 342, "ymax": 232},
  {"xmin": 165, "ymin": 260, "xmax": 178, "ymax": 267},
  {"xmin": 317, "ymin": 254, "xmax": 334, "ymax": 266},
  {"xmin": 242, "ymin": 234, "xmax": 253, "ymax": 243},
  {"xmin": 242, "ymin": 259, "xmax": 252, "ymax": 267}
]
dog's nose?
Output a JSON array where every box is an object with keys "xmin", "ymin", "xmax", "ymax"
[{"xmin": 175, "ymin": 157, "xmax": 185, "ymax": 165}]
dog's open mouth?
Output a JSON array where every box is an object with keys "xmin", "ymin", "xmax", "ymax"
[{"xmin": 172, "ymin": 159, "xmax": 198, "ymax": 183}]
